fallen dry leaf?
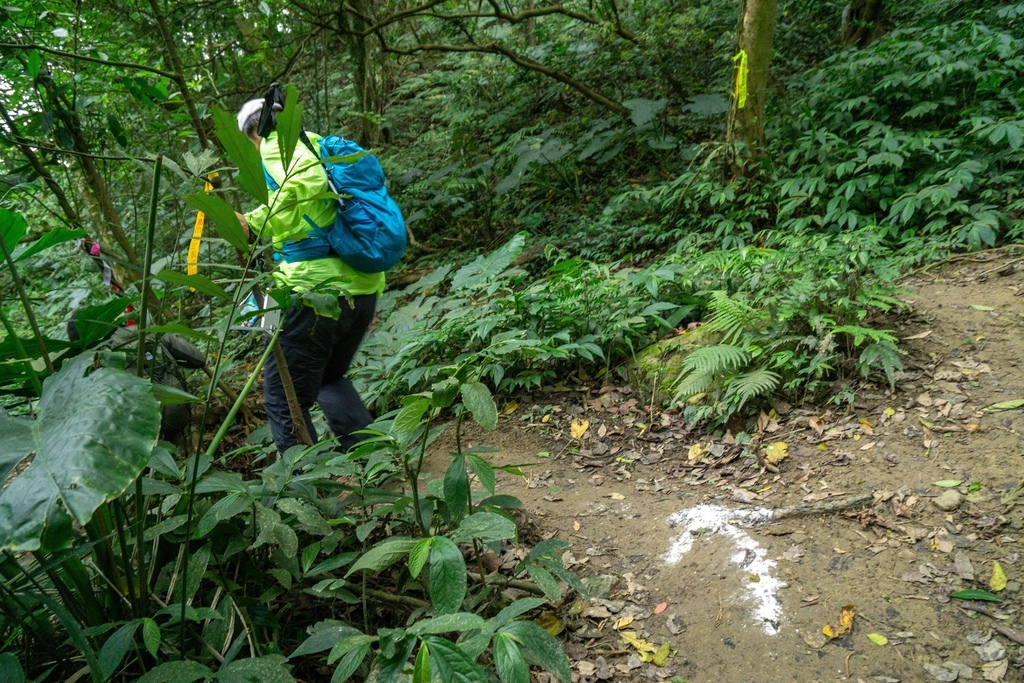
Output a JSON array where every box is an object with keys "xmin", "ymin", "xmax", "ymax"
[
  {"xmin": 570, "ymin": 418, "xmax": 590, "ymax": 439},
  {"xmin": 990, "ymin": 561, "xmax": 1007, "ymax": 592},
  {"xmin": 764, "ymin": 442, "xmax": 788, "ymax": 465},
  {"xmin": 822, "ymin": 604, "xmax": 855, "ymax": 640},
  {"xmin": 903, "ymin": 330, "xmax": 933, "ymax": 340},
  {"xmin": 653, "ymin": 601, "xmax": 668, "ymax": 615},
  {"xmin": 808, "ymin": 416, "xmax": 825, "ymax": 435},
  {"xmin": 609, "ymin": 492, "xmax": 625, "ymax": 501},
  {"xmin": 502, "ymin": 401, "xmax": 519, "ymax": 415},
  {"xmin": 687, "ymin": 443, "xmax": 706, "ymax": 461}
]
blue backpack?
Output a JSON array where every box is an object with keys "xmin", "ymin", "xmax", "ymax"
[{"xmin": 262, "ymin": 133, "xmax": 407, "ymax": 273}]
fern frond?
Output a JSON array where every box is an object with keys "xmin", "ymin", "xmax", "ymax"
[
  {"xmin": 724, "ymin": 369, "xmax": 781, "ymax": 410},
  {"xmin": 704, "ymin": 291, "xmax": 758, "ymax": 344},
  {"xmin": 858, "ymin": 341, "xmax": 903, "ymax": 389},
  {"xmin": 673, "ymin": 371, "xmax": 714, "ymax": 401},
  {"xmin": 679, "ymin": 344, "xmax": 749, "ymax": 376}
]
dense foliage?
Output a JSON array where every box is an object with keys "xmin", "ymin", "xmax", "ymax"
[{"xmin": 1, "ymin": 0, "xmax": 1022, "ymax": 680}]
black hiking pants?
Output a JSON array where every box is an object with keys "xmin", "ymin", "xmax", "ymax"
[{"xmin": 263, "ymin": 293, "xmax": 376, "ymax": 453}]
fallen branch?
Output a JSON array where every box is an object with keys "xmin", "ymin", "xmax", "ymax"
[
  {"xmin": 957, "ymin": 602, "xmax": 1024, "ymax": 646},
  {"xmin": 769, "ymin": 494, "xmax": 876, "ymax": 521}
]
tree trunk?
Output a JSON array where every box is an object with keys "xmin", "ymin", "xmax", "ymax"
[
  {"xmin": 340, "ymin": 0, "xmax": 380, "ymax": 147},
  {"xmin": 0, "ymin": 100, "xmax": 85, "ymax": 231},
  {"xmin": 840, "ymin": 0, "xmax": 883, "ymax": 48},
  {"xmin": 147, "ymin": 0, "xmax": 211, "ymax": 149},
  {"xmin": 725, "ymin": 0, "xmax": 778, "ymax": 176}
]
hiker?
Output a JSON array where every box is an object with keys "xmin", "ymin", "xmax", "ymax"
[
  {"xmin": 66, "ymin": 314, "xmax": 205, "ymax": 445},
  {"xmin": 235, "ymin": 95, "xmax": 384, "ymax": 454}
]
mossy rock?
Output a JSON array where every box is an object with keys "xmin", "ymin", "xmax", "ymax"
[{"xmin": 629, "ymin": 326, "xmax": 719, "ymax": 405}]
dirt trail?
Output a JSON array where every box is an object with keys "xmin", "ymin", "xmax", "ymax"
[{"xmin": 429, "ymin": 253, "xmax": 1024, "ymax": 683}]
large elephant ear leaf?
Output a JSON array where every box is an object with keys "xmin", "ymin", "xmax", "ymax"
[{"xmin": 0, "ymin": 352, "xmax": 161, "ymax": 551}]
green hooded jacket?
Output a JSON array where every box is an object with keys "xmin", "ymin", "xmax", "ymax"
[{"xmin": 243, "ymin": 131, "xmax": 385, "ymax": 296}]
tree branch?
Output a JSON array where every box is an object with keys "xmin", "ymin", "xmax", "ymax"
[
  {"xmin": 0, "ymin": 42, "xmax": 178, "ymax": 80},
  {"xmin": 382, "ymin": 41, "xmax": 628, "ymax": 116}
]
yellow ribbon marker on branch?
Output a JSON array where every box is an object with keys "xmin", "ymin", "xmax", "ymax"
[
  {"xmin": 733, "ymin": 49, "xmax": 749, "ymax": 110},
  {"xmin": 186, "ymin": 174, "xmax": 217, "ymax": 282}
]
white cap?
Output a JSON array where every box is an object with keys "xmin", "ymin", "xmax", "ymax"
[{"xmin": 237, "ymin": 99, "xmax": 264, "ymax": 132}]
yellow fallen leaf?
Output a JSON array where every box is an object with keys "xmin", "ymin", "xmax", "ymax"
[
  {"xmin": 688, "ymin": 443, "xmax": 706, "ymax": 461},
  {"xmin": 619, "ymin": 630, "xmax": 656, "ymax": 654},
  {"xmin": 502, "ymin": 401, "xmax": 519, "ymax": 415},
  {"xmin": 867, "ymin": 633, "xmax": 888, "ymax": 646},
  {"xmin": 764, "ymin": 442, "xmax": 788, "ymax": 465},
  {"xmin": 536, "ymin": 612, "xmax": 564, "ymax": 636},
  {"xmin": 614, "ymin": 616, "xmax": 634, "ymax": 630},
  {"xmin": 883, "ymin": 407, "xmax": 896, "ymax": 416},
  {"xmin": 817, "ymin": 443, "xmax": 828, "ymax": 451},
  {"xmin": 609, "ymin": 492, "xmax": 625, "ymax": 500},
  {"xmin": 570, "ymin": 418, "xmax": 589, "ymax": 439},
  {"xmin": 649, "ymin": 641, "xmax": 674, "ymax": 667},
  {"xmin": 541, "ymin": 414, "xmax": 551, "ymax": 423},
  {"xmin": 822, "ymin": 604, "xmax": 855, "ymax": 640},
  {"xmin": 991, "ymin": 561, "xmax": 1008, "ymax": 592}
]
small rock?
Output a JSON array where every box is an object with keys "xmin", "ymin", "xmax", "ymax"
[
  {"xmin": 954, "ymin": 552, "xmax": 976, "ymax": 581},
  {"xmin": 923, "ymin": 662, "xmax": 959, "ymax": 681},
  {"xmin": 974, "ymin": 638, "xmax": 1006, "ymax": 662},
  {"xmin": 582, "ymin": 575, "xmax": 616, "ymax": 600},
  {"xmin": 594, "ymin": 656, "xmax": 612, "ymax": 680},
  {"xmin": 966, "ymin": 631, "xmax": 991, "ymax": 645},
  {"xmin": 945, "ymin": 662, "xmax": 973, "ymax": 679},
  {"xmin": 934, "ymin": 490, "xmax": 964, "ymax": 511},
  {"xmin": 665, "ymin": 614, "xmax": 686, "ymax": 634},
  {"xmin": 873, "ymin": 678, "xmax": 901, "ymax": 683},
  {"xmin": 1002, "ymin": 581, "xmax": 1020, "ymax": 594}
]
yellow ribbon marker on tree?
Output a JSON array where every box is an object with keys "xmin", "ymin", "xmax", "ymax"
[
  {"xmin": 186, "ymin": 175, "xmax": 217, "ymax": 280},
  {"xmin": 733, "ymin": 49, "xmax": 749, "ymax": 110}
]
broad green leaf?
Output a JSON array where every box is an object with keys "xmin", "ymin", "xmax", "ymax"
[
  {"xmin": 330, "ymin": 642, "xmax": 370, "ymax": 682},
  {"xmin": 156, "ymin": 269, "xmax": 231, "ymax": 301},
  {"xmin": 214, "ymin": 655, "xmax": 294, "ymax": 683},
  {"xmin": 136, "ymin": 660, "xmax": 212, "ymax": 683},
  {"xmin": 409, "ymin": 537, "xmax": 431, "ymax": 579},
  {"xmin": 100, "ymin": 622, "xmax": 140, "ymax": 679},
  {"xmin": 183, "ymin": 192, "xmax": 248, "ymax": 253},
  {"xmin": 211, "ymin": 106, "xmax": 268, "ymax": 205},
  {"xmin": 466, "ymin": 454, "xmax": 496, "ymax": 495},
  {"xmin": 291, "ymin": 620, "xmax": 362, "ymax": 659},
  {"xmin": 421, "ymin": 637, "xmax": 488, "ymax": 683},
  {"xmin": 393, "ymin": 398, "xmax": 431, "ymax": 434},
  {"xmin": 276, "ymin": 85, "xmax": 302, "ymax": 171},
  {"xmin": 985, "ymin": 399, "xmax": 1024, "ymax": 412},
  {"xmin": 493, "ymin": 632, "xmax": 530, "ymax": 683},
  {"xmin": 429, "ymin": 536, "xmax": 467, "ymax": 615},
  {"xmin": 345, "ymin": 537, "xmax": 419, "ymax": 577},
  {"xmin": 299, "ymin": 290, "xmax": 341, "ymax": 320},
  {"xmin": 867, "ymin": 633, "xmax": 888, "ymax": 646},
  {"xmin": 409, "ymin": 612, "xmax": 485, "ymax": 635},
  {"xmin": 12, "ymin": 227, "xmax": 85, "ymax": 264},
  {"xmin": 444, "ymin": 454, "xmax": 470, "ymax": 522},
  {"xmin": 367, "ymin": 634, "xmax": 415, "ymax": 683},
  {"xmin": 412, "ymin": 643, "xmax": 431, "ymax": 683},
  {"xmin": 142, "ymin": 618, "xmax": 161, "ymax": 658},
  {"xmin": 302, "ymin": 542, "xmax": 321, "ymax": 574},
  {"xmin": 623, "ymin": 97, "xmax": 667, "ymax": 127},
  {"xmin": 526, "ymin": 564, "xmax": 561, "ymax": 600},
  {"xmin": 0, "ymin": 208, "xmax": 27, "ymax": 254},
  {"xmin": 501, "ymin": 620, "xmax": 571, "ymax": 683},
  {"xmin": 145, "ymin": 323, "xmax": 216, "ymax": 343},
  {"xmin": 0, "ymin": 653, "xmax": 25, "ymax": 683},
  {"xmin": 0, "ymin": 354, "xmax": 160, "ymax": 550},
  {"xmin": 451, "ymin": 512, "xmax": 517, "ymax": 544},
  {"xmin": 152, "ymin": 382, "xmax": 201, "ymax": 406},
  {"xmin": 491, "ymin": 598, "xmax": 548, "ymax": 631},
  {"xmin": 949, "ymin": 589, "xmax": 1001, "ymax": 602},
  {"xmin": 99, "ymin": 621, "xmax": 140, "ymax": 680},
  {"xmin": 461, "ymin": 382, "xmax": 497, "ymax": 430},
  {"xmin": 71, "ymin": 298, "xmax": 132, "ymax": 348}
]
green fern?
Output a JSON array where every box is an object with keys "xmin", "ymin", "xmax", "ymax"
[
  {"xmin": 858, "ymin": 341, "xmax": 903, "ymax": 389},
  {"xmin": 703, "ymin": 292, "xmax": 760, "ymax": 345},
  {"xmin": 724, "ymin": 369, "xmax": 781, "ymax": 410},
  {"xmin": 673, "ymin": 343, "xmax": 749, "ymax": 401}
]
